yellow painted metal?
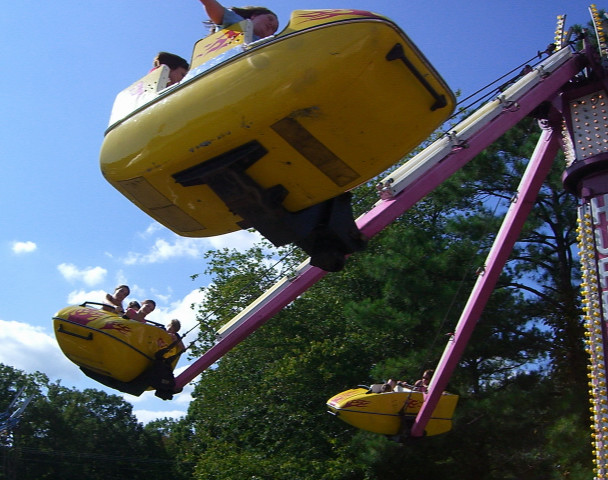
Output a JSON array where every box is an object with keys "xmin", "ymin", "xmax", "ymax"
[
  {"xmin": 100, "ymin": 9, "xmax": 455, "ymax": 238},
  {"xmin": 53, "ymin": 306, "xmax": 180, "ymax": 383},
  {"xmin": 327, "ymin": 387, "xmax": 458, "ymax": 436},
  {"xmin": 190, "ymin": 20, "xmax": 248, "ymax": 69}
]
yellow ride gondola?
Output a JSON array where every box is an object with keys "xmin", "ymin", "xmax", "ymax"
[
  {"xmin": 53, "ymin": 303, "xmax": 182, "ymax": 399},
  {"xmin": 100, "ymin": 9, "xmax": 455, "ymax": 271},
  {"xmin": 327, "ymin": 384, "xmax": 458, "ymax": 439}
]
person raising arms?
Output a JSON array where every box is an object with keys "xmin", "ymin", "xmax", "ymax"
[
  {"xmin": 103, "ymin": 285, "xmax": 130, "ymax": 315},
  {"xmin": 198, "ymin": 0, "xmax": 279, "ymax": 40}
]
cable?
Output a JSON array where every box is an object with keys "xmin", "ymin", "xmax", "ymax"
[
  {"xmin": 180, "ymin": 244, "xmax": 299, "ymax": 350},
  {"xmin": 182, "ymin": 43, "xmax": 566, "ymax": 374}
]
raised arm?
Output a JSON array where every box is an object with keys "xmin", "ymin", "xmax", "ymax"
[{"xmin": 198, "ymin": 0, "xmax": 225, "ymax": 25}]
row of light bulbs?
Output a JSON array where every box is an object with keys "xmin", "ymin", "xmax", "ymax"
[
  {"xmin": 578, "ymin": 207, "xmax": 608, "ymax": 478},
  {"xmin": 590, "ymin": 4, "xmax": 608, "ymax": 61}
]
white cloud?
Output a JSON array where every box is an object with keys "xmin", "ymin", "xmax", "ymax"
[
  {"xmin": 147, "ymin": 289, "xmax": 206, "ymax": 338},
  {"xmin": 152, "ymin": 291, "xmax": 172, "ymax": 305},
  {"xmin": 66, "ymin": 289, "xmax": 106, "ymax": 305},
  {"xmin": 123, "ymin": 230, "xmax": 263, "ymax": 266},
  {"xmin": 65, "ymin": 287, "xmax": 152, "ymax": 308},
  {"xmin": 140, "ymin": 222, "xmax": 164, "ymax": 238},
  {"xmin": 0, "ymin": 319, "xmax": 80, "ymax": 382},
  {"xmin": 57, "ymin": 263, "xmax": 107, "ymax": 286},
  {"xmin": 172, "ymin": 386, "xmax": 195, "ymax": 407},
  {"xmin": 208, "ymin": 229, "xmax": 263, "ymax": 251},
  {"xmin": 12, "ymin": 241, "xmax": 37, "ymax": 254},
  {"xmin": 134, "ymin": 408, "xmax": 186, "ymax": 424},
  {"xmin": 115, "ymin": 270, "xmax": 129, "ymax": 287},
  {"xmin": 123, "ymin": 237, "xmax": 207, "ymax": 265}
]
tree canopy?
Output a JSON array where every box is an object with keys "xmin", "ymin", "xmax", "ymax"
[
  {"xmin": 0, "ymin": 364, "xmax": 179, "ymax": 480},
  {"xmin": 168, "ymin": 117, "xmax": 591, "ymax": 479},
  {"xmin": 1, "ymin": 116, "xmax": 592, "ymax": 479}
]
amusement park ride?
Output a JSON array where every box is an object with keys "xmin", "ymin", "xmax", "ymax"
[
  {"xmin": 51, "ymin": 4, "xmax": 608, "ymax": 476},
  {"xmin": 0, "ymin": 387, "xmax": 32, "ymax": 438}
]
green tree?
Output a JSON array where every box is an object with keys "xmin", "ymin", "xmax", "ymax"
[
  {"xmin": 176, "ymin": 115, "xmax": 590, "ymax": 478},
  {"xmin": 0, "ymin": 364, "xmax": 181, "ymax": 480}
]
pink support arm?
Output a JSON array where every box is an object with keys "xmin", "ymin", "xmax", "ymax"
[
  {"xmin": 410, "ymin": 127, "xmax": 561, "ymax": 436},
  {"xmin": 174, "ymin": 50, "xmax": 583, "ymax": 393}
]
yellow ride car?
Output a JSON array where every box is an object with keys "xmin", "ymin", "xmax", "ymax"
[
  {"xmin": 53, "ymin": 303, "xmax": 182, "ymax": 399},
  {"xmin": 327, "ymin": 384, "xmax": 458, "ymax": 438},
  {"xmin": 100, "ymin": 9, "xmax": 455, "ymax": 270}
]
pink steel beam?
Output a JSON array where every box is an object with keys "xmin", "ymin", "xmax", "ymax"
[
  {"xmin": 174, "ymin": 52, "xmax": 583, "ymax": 391},
  {"xmin": 175, "ymin": 265, "xmax": 327, "ymax": 388},
  {"xmin": 410, "ymin": 126, "xmax": 562, "ymax": 437}
]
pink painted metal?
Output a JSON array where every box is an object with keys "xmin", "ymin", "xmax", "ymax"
[
  {"xmin": 410, "ymin": 126, "xmax": 562, "ymax": 436},
  {"xmin": 175, "ymin": 266, "xmax": 327, "ymax": 389},
  {"xmin": 175, "ymin": 51, "xmax": 584, "ymax": 401}
]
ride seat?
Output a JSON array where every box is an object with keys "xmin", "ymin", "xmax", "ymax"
[
  {"xmin": 189, "ymin": 20, "xmax": 252, "ymax": 71},
  {"xmin": 108, "ymin": 65, "xmax": 170, "ymax": 126}
]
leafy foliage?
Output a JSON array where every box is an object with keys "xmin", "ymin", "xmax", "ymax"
[
  {"xmin": 0, "ymin": 113, "xmax": 593, "ymax": 478},
  {"xmin": 174, "ymin": 117, "xmax": 591, "ymax": 479},
  {"xmin": 0, "ymin": 364, "xmax": 179, "ymax": 480}
]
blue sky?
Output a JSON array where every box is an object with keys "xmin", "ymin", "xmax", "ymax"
[{"xmin": 0, "ymin": 1, "xmax": 592, "ymax": 423}]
